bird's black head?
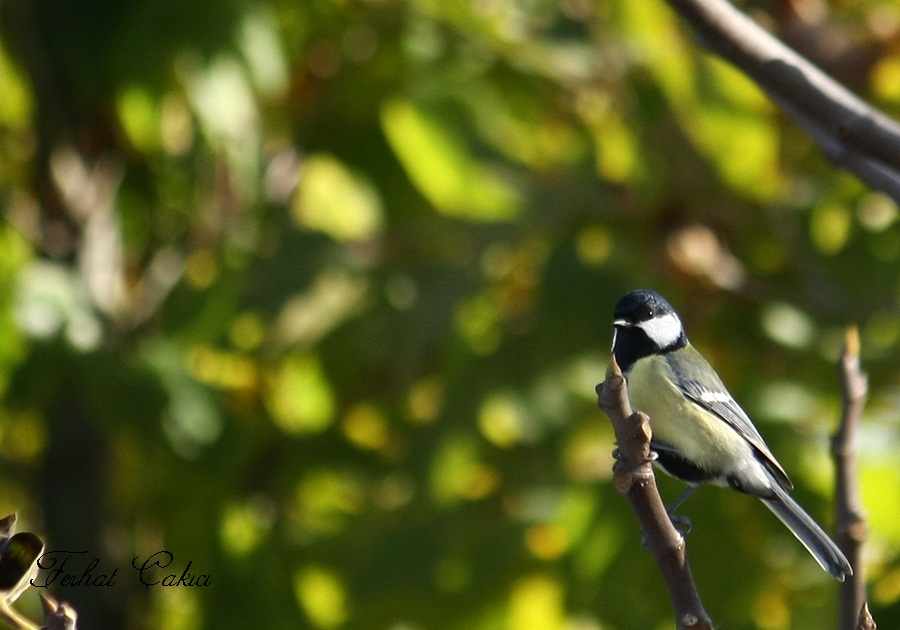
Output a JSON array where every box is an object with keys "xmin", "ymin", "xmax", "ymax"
[{"xmin": 612, "ymin": 289, "xmax": 687, "ymax": 371}]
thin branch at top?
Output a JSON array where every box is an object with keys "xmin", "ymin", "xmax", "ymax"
[{"xmin": 664, "ymin": 0, "xmax": 900, "ymax": 202}]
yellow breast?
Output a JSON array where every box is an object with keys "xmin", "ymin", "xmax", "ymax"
[{"xmin": 625, "ymin": 355, "xmax": 749, "ymax": 472}]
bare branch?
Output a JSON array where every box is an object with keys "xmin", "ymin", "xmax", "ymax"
[
  {"xmin": 0, "ymin": 515, "xmax": 77, "ymax": 630},
  {"xmin": 596, "ymin": 357, "xmax": 712, "ymax": 630},
  {"xmin": 833, "ymin": 326, "xmax": 872, "ymax": 630},
  {"xmin": 855, "ymin": 602, "xmax": 877, "ymax": 630},
  {"xmin": 0, "ymin": 598, "xmax": 39, "ymax": 630},
  {"xmin": 664, "ymin": 0, "xmax": 900, "ymax": 202},
  {"xmin": 39, "ymin": 595, "xmax": 78, "ymax": 630}
]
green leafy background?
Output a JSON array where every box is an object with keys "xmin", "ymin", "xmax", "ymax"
[{"xmin": 0, "ymin": 0, "xmax": 898, "ymax": 628}]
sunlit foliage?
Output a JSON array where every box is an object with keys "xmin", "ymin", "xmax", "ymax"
[{"xmin": 0, "ymin": 0, "xmax": 899, "ymax": 628}]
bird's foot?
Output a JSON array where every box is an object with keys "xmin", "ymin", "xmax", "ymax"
[
  {"xmin": 667, "ymin": 512, "xmax": 692, "ymax": 536},
  {"xmin": 611, "ymin": 448, "xmax": 658, "ymax": 464}
]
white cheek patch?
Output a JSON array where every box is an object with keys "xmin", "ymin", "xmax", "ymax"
[
  {"xmin": 610, "ymin": 329, "xmax": 618, "ymax": 352},
  {"xmin": 637, "ymin": 312, "xmax": 683, "ymax": 348}
]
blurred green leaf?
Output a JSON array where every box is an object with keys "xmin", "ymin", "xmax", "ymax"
[
  {"xmin": 381, "ymin": 98, "xmax": 522, "ymax": 221},
  {"xmin": 293, "ymin": 154, "xmax": 384, "ymax": 241}
]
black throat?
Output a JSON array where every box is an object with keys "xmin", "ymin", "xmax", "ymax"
[{"xmin": 612, "ymin": 326, "xmax": 686, "ymax": 373}]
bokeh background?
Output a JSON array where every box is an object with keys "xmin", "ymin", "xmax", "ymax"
[{"xmin": 0, "ymin": 0, "xmax": 899, "ymax": 628}]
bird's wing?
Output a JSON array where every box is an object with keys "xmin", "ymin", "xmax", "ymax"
[{"xmin": 667, "ymin": 349, "xmax": 793, "ymax": 489}]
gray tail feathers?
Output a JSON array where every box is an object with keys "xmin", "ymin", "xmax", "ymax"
[{"xmin": 760, "ymin": 483, "xmax": 853, "ymax": 581}]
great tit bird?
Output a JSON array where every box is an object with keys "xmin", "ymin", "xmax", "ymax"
[{"xmin": 611, "ymin": 289, "xmax": 852, "ymax": 581}]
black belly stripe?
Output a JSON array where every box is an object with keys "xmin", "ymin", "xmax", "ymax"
[
  {"xmin": 651, "ymin": 440, "xmax": 718, "ymax": 484},
  {"xmin": 653, "ymin": 440, "xmax": 778, "ymax": 499}
]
